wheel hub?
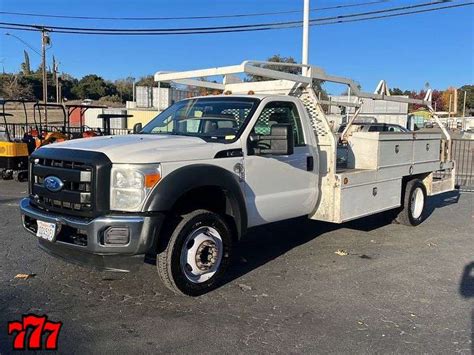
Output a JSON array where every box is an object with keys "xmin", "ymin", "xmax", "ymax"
[
  {"xmin": 411, "ymin": 187, "xmax": 424, "ymax": 219},
  {"xmin": 180, "ymin": 226, "xmax": 223, "ymax": 284},
  {"xmin": 195, "ymin": 240, "xmax": 218, "ymax": 271}
]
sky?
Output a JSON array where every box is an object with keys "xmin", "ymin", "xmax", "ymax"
[{"xmin": 0, "ymin": 0, "xmax": 473, "ymax": 93}]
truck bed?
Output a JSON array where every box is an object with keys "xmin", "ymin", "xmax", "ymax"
[{"xmin": 311, "ymin": 131, "xmax": 455, "ymax": 223}]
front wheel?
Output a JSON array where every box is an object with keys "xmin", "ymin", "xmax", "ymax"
[
  {"xmin": 14, "ymin": 171, "xmax": 28, "ymax": 182},
  {"xmin": 396, "ymin": 179, "xmax": 427, "ymax": 226},
  {"xmin": 157, "ymin": 210, "xmax": 233, "ymax": 296}
]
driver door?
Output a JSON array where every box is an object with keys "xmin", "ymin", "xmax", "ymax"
[{"xmin": 243, "ymin": 99, "xmax": 318, "ymax": 227}]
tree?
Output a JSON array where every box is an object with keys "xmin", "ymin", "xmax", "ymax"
[
  {"xmin": 21, "ymin": 50, "xmax": 31, "ymax": 75},
  {"xmin": 58, "ymin": 75, "xmax": 79, "ymax": 101},
  {"xmin": 34, "ymin": 62, "xmax": 51, "ymax": 75},
  {"xmin": 441, "ymin": 87, "xmax": 456, "ymax": 113},
  {"xmin": 136, "ymin": 75, "xmax": 155, "ymax": 87},
  {"xmin": 246, "ymin": 54, "xmax": 301, "ymax": 82},
  {"xmin": 389, "ymin": 88, "xmax": 445, "ymax": 112},
  {"xmin": 136, "ymin": 75, "xmax": 170, "ymax": 88},
  {"xmin": 0, "ymin": 74, "xmax": 34, "ymax": 99},
  {"xmin": 458, "ymin": 85, "xmax": 474, "ymax": 114},
  {"xmin": 115, "ymin": 77, "xmax": 134, "ymax": 102},
  {"xmin": 71, "ymin": 74, "xmax": 114, "ymax": 100},
  {"xmin": 389, "ymin": 88, "xmax": 404, "ymax": 96},
  {"xmin": 431, "ymin": 90, "xmax": 444, "ymax": 111},
  {"xmin": 389, "ymin": 88, "xmax": 412, "ymax": 96}
]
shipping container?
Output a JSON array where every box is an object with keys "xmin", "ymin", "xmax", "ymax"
[
  {"xmin": 152, "ymin": 87, "xmax": 171, "ymax": 110},
  {"xmin": 100, "ymin": 108, "xmax": 128, "ymax": 129},
  {"xmin": 83, "ymin": 108, "xmax": 104, "ymax": 128},
  {"xmin": 136, "ymin": 86, "xmax": 153, "ymax": 108},
  {"xmin": 136, "ymin": 86, "xmax": 199, "ymax": 109}
]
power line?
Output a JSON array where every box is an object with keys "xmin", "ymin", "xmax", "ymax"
[
  {"xmin": 0, "ymin": 0, "xmax": 452, "ymax": 33},
  {"xmin": 0, "ymin": 1, "xmax": 391, "ymax": 21},
  {"xmin": 0, "ymin": 26, "xmax": 38, "ymax": 32},
  {"xmin": 316, "ymin": 2, "xmax": 473, "ymax": 25},
  {"xmin": 0, "ymin": 2, "xmax": 471, "ymax": 36}
]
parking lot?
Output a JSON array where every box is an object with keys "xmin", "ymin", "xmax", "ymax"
[{"xmin": 0, "ymin": 179, "xmax": 472, "ymax": 354}]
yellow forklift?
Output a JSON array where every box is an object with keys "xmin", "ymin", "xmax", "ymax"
[{"xmin": 0, "ymin": 100, "xmax": 36, "ymax": 181}]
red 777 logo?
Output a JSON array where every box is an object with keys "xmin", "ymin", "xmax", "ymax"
[{"xmin": 7, "ymin": 314, "xmax": 62, "ymax": 350}]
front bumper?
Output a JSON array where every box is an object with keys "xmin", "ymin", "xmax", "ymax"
[{"xmin": 20, "ymin": 198, "xmax": 165, "ymax": 272}]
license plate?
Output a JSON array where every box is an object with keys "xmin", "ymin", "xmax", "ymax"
[{"xmin": 36, "ymin": 220, "xmax": 56, "ymax": 242}]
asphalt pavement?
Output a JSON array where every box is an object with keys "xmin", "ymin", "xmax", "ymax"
[{"xmin": 0, "ymin": 179, "xmax": 472, "ymax": 354}]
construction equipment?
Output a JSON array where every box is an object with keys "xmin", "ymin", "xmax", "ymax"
[
  {"xmin": 32, "ymin": 102, "xmax": 70, "ymax": 148},
  {"xmin": 0, "ymin": 100, "xmax": 36, "ymax": 181}
]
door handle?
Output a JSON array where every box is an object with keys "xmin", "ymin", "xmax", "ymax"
[{"xmin": 307, "ymin": 156, "xmax": 314, "ymax": 171}]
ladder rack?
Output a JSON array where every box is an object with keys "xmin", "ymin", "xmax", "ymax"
[{"xmin": 155, "ymin": 60, "xmax": 452, "ymax": 160}]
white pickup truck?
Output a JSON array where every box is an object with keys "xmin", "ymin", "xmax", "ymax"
[{"xmin": 20, "ymin": 61, "xmax": 455, "ymax": 296}]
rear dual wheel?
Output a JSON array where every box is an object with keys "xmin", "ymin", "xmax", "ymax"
[{"xmin": 157, "ymin": 210, "xmax": 232, "ymax": 296}]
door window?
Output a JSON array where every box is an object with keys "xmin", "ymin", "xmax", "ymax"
[{"xmin": 251, "ymin": 101, "xmax": 305, "ymax": 146}]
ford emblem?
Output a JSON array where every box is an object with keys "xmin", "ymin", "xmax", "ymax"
[{"xmin": 44, "ymin": 176, "xmax": 64, "ymax": 192}]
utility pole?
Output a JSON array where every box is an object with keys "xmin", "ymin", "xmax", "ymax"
[
  {"xmin": 462, "ymin": 90, "xmax": 467, "ymax": 131},
  {"xmin": 448, "ymin": 92, "xmax": 452, "ymax": 130},
  {"xmin": 302, "ymin": 0, "xmax": 310, "ymax": 76},
  {"xmin": 41, "ymin": 28, "xmax": 50, "ymax": 123},
  {"xmin": 132, "ymin": 78, "xmax": 136, "ymax": 103},
  {"xmin": 54, "ymin": 59, "xmax": 60, "ymax": 103}
]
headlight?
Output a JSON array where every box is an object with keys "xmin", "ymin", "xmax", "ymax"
[{"xmin": 110, "ymin": 164, "xmax": 161, "ymax": 211}]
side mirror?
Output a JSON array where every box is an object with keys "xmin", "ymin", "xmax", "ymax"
[
  {"xmin": 252, "ymin": 124, "xmax": 294, "ymax": 155},
  {"xmin": 133, "ymin": 123, "xmax": 143, "ymax": 134}
]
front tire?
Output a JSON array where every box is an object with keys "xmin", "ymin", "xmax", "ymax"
[
  {"xmin": 396, "ymin": 179, "xmax": 427, "ymax": 226},
  {"xmin": 14, "ymin": 171, "xmax": 28, "ymax": 182},
  {"xmin": 157, "ymin": 209, "xmax": 233, "ymax": 296}
]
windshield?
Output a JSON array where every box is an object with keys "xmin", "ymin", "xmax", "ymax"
[{"xmin": 141, "ymin": 97, "xmax": 259, "ymax": 141}]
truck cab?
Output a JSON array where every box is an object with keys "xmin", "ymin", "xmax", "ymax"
[{"xmin": 20, "ymin": 61, "xmax": 456, "ymax": 296}]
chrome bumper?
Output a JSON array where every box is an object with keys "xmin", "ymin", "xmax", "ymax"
[{"xmin": 19, "ymin": 198, "xmax": 164, "ymax": 271}]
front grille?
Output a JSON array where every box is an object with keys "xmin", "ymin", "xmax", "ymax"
[{"xmin": 30, "ymin": 158, "xmax": 95, "ymax": 215}]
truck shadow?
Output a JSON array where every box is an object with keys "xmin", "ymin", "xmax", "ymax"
[
  {"xmin": 459, "ymin": 262, "xmax": 474, "ymax": 298},
  {"xmin": 223, "ymin": 190, "xmax": 461, "ymax": 287},
  {"xmin": 424, "ymin": 189, "xmax": 460, "ymax": 217},
  {"xmin": 0, "ymin": 197, "xmax": 22, "ymax": 204}
]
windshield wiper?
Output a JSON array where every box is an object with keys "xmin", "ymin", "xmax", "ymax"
[{"xmin": 145, "ymin": 130, "xmax": 179, "ymax": 135}]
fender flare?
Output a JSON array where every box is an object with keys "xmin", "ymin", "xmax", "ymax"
[{"xmin": 143, "ymin": 164, "xmax": 247, "ymax": 239}]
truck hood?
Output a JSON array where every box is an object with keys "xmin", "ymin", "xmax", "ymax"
[{"xmin": 42, "ymin": 134, "xmax": 226, "ymax": 163}]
